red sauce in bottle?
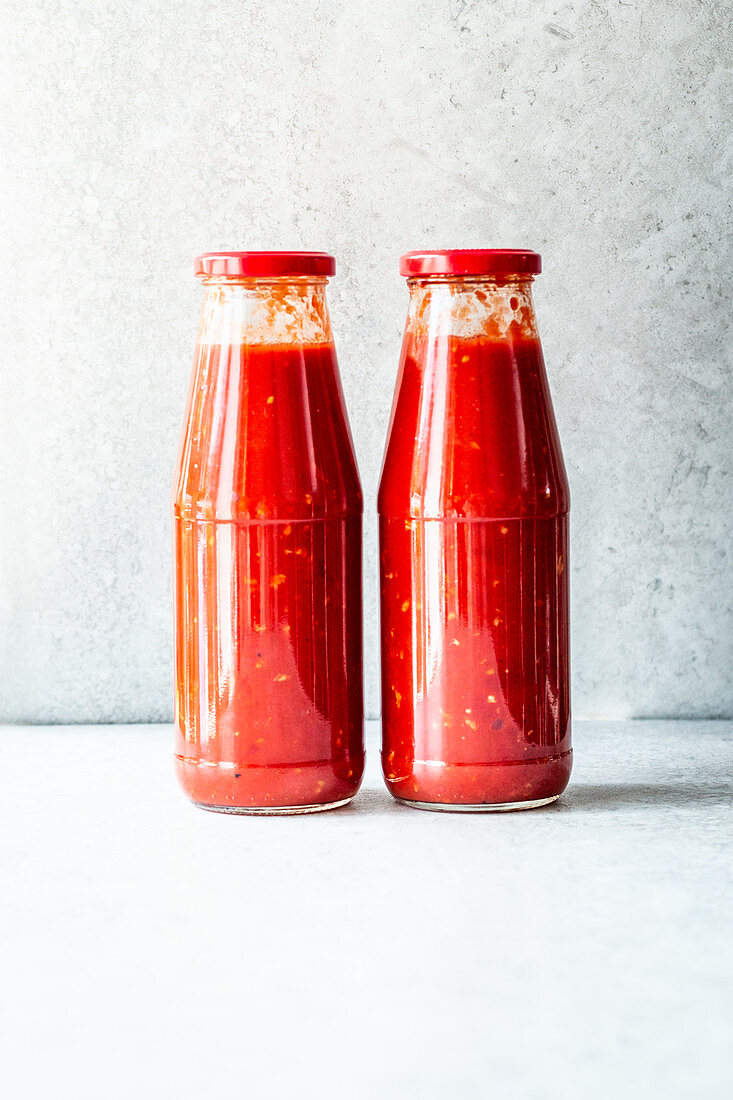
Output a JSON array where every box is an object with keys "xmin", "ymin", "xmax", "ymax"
[
  {"xmin": 378, "ymin": 252, "xmax": 571, "ymax": 810},
  {"xmin": 173, "ymin": 258, "xmax": 363, "ymax": 813}
]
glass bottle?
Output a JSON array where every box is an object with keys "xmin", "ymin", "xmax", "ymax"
[
  {"xmin": 173, "ymin": 252, "xmax": 364, "ymax": 813},
  {"xmin": 378, "ymin": 249, "xmax": 571, "ymax": 810}
]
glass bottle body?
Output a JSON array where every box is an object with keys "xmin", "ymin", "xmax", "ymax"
[
  {"xmin": 173, "ymin": 272, "xmax": 364, "ymax": 813},
  {"xmin": 378, "ymin": 272, "xmax": 571, "ymax": 810}
]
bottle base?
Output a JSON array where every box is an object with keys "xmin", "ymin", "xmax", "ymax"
[
  {"xmin": 395, "ymin": 794, "xmax": 560, "ymax": 813},
  {"xmin": 175, "ymin": 752, "xmax": 363, "ymax": 814},
  {"xmin": 191, "ymin": 796, "xmax": 355, "ymax": 816}
]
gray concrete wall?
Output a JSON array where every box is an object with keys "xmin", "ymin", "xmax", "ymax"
[{"xmin": 1, "ymin": 0, "xmax": 730, "ymax": 722}]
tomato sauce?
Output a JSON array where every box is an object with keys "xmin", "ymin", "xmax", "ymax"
[{"xmin": 174, "ymin": 315, "xmax": 364, "ymax": 812}]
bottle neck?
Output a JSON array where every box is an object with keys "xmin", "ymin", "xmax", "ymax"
[
  {"xmin": 406, "ymin": 276, "xmax": 538, "ymax": 342},
  {"xmin": 197, "ymin": 276, "xmax": 333, "ymax": 348}
]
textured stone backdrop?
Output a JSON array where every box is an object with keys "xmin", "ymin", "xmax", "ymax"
[{"xmin": 0, "ymin": 0, "xmax": 730, "ymax": 722}]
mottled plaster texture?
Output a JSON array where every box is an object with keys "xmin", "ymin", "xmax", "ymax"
[{"xmin": 0, "ymin": 1, "xmax": 730, "ymax": 722}]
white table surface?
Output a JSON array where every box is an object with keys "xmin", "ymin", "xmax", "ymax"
[{"xmin": 1, "ymin": 719, "xmax": 731, "ymax": 1099}]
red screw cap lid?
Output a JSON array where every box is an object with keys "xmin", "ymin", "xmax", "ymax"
[
  {"xmin": 399, "ymin": 249, "xmax": 541, "ymax": 277},
  {"xmin": 195, "ymin": 251, "xmax": 336, "ymax": 278}
]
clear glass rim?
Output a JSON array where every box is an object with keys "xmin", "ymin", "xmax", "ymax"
[
  {"xmin": 199, "ymin": 274, "xmax": 330, "ymax": 287},
  {"xmin": 406, "ymin": 273, "xmax": 535, "ymax": 287}
]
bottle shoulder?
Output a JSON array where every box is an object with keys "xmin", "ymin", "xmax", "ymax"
[
  {"xmin": 173, "ymin": 340, "xmax": 362, "ymax": 521},
  {"xmin": 174, "ymin": 438, "xmax": 363, "ymax": 521},
  {"xmin": 378, "ymin": 333, "xmax": 569, "ymax": 520}
]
